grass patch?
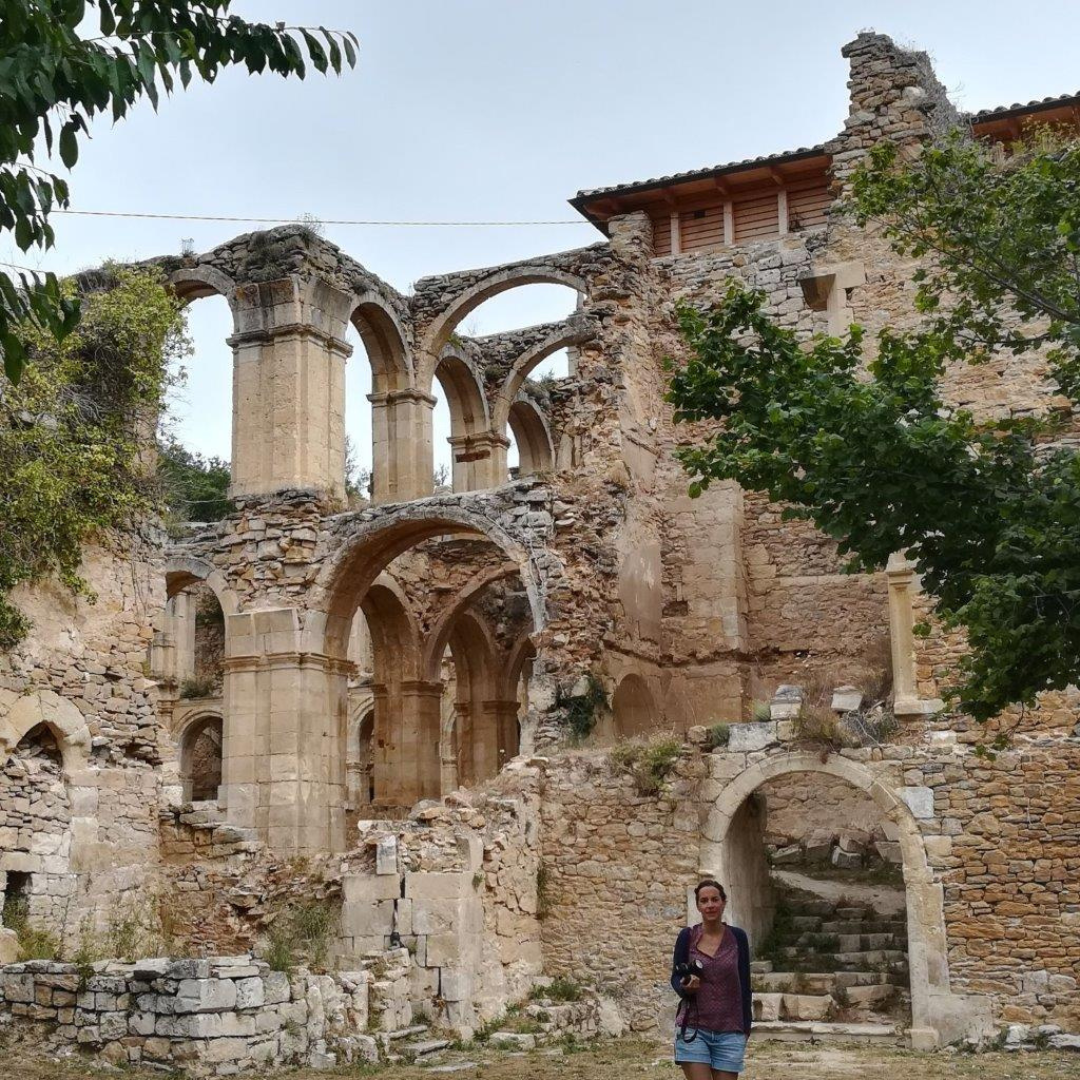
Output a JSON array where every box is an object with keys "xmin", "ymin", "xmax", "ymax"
[
  {"xmin": 557, "ymin": 674, "xmax": 608, "ymax": 743},
  {"xmin": 2, "ymin": 899, "xmax": 60, "ymax": 961},
  {"xmin": 610, "ymin": 735, "xmax": 682, "ymax": 795},
  {"xmin": 530, "ymin": 976, "xmax": 583, "ymax": 1003},
  {"xmin": 265, "ymin": 897, "xmax": 338, "ymax": 974}
]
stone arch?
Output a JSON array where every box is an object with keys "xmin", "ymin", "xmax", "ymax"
[
  {"xmin": 164, "ymin": 556, "xmax": 240, "ymax": 617},
  {"xmin": 350, "ymin": 293, "xmax": 412, "ymax": 394},
  {"xmin": 422, "ymin": 561, "xmax": 520, "ymax": 681},
  {"xmin": 611, "ymin": 673, "xmax": 658, "ymax": 738},
  {"xmin": 699, "ymin": 750, "xmax": 957, "ymax": 1048},
  {"xmin": 421, "ymin": 267, "xmax": 588, "ymax": 364},
  {"xmin": 177, "ymin": 712, "xmax": 223, "ymax": 802},
  {"xmin": 311, "ymin": 504, "xmax": 548, "ymax": 661},
  {"xmin": 168, "ymin": 265, "xmax": 237, "ymax": 305},
  {"xmin": 492, "ymin": 319, "xmax": 591, "ymax": 432},
  {"xmin": 0, "ymin": 690, "xmax": 90, "ymax": 776},
  {"xmin": 507, "ymin": 398, "xmax": 554, "ymax": 478},
  {"xmin": 434, "ymin": 352, "xmax": 493, "ymax": 492}
]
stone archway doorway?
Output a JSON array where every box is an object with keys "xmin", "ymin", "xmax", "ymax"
[{"xmin": 698, "ymin": 751, "xmax": 989, "ymax": 1049}]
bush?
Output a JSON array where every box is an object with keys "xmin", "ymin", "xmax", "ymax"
[
  {"xmin": 556, "ymin": 674, "xmax": 607, "ymax": 743},
  {"xmin": 611, "ymin": 735, "xmax": 682, "ymax": 796},
  {"xmin": 179, "ymin": 674, "xmax": 218, "ymax": 699}
]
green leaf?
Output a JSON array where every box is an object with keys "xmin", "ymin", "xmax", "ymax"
[{"xmin": 59, "ymin": 122, "xmax": 78, "ymax": 169}]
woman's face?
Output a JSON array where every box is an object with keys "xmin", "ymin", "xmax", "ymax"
[{"xmin": 696, "ymin": 886, "xmax": 726, "ymax": 920}]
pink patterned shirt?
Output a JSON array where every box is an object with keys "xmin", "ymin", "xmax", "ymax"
[{"xmin": 676, "ymin": 924, "xmax": 746, "ymax": 1034}]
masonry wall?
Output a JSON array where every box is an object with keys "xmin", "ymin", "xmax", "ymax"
[
  {"xmin": 538, "ymin": 750, "xmax": 703, "ymax": 1031},
  {"xmin": 0, "ymin": 545, "xmax": 165, "ymax": 940}
]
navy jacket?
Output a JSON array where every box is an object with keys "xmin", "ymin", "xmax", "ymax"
[{"xmin": 671, "ymin": 924, "xmax": 753, "ymax": 1035}]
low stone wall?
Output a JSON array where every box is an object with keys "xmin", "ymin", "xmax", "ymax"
[{"xmin": 0, "ymin": 956, "xmax": 376, "ymax": 1075}]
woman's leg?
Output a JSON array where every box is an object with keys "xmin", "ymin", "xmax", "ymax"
[
  {"xmin": 679, "ymin": 1063, "xmax": 714, "ymax": 1080},
  {"xmin": 711, "ymin": 1071, "xmax": 737, "ymax": 1080}
]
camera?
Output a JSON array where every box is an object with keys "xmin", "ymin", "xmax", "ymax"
[{"xmin": 675, "ymin": 958, "xmax": 704, "ymax": 985}]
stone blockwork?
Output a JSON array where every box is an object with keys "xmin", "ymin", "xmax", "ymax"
[{"xmin": 0, "ymin": 956, "xmax": 376, "ymax": 1075}]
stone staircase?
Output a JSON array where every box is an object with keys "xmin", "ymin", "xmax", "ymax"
[
  {"xmin": 381, "ymin": 1023, "xmax": 452, "ymax": 1063},
  {"xmin": 751, "ymin": 886, "xmax": 909, "ymax": 1042}
]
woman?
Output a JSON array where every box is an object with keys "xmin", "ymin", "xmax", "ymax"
[{"xmin": 670, "ymin": 879, "xmax": 752, "ymax": 1080}]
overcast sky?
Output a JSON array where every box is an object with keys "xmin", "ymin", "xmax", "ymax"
[{"xmin": 10, "ymin": 1, "xmax": 1080, "ymax": 474}]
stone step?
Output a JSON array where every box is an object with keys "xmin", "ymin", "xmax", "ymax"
[
  {"xmin": 790, "ymin": 916, "xmax": 824, "ymax": 932},
  {"xmin": 819, "ymin": 919, "xmax": 907, "ymax": 936},
  {"xmin": 401, "ymin": 1039, "xmax": 451, "ymax": 1059},
  {"xmin": 753, "ymin": 993, "xmax": 834, "ymax": 1022},
  {"xmin": 790, "ymin": 932, "xmax": 901, "ymax": 952},
  {"xmin": 844, "ymin": 983, "xmax": 898, "ymax": 1008},
  {"xmin": 750, "ymin": 960, "xmax": 773, "ymax": 974},
  {"xmin": 387, "ymin": 1025, "xmax": 430, "ymax": 1041},
  {"xmin": 753, "ymin": 970, "xmax": 894, "ymax": 994},
  {"xmin": 750, "ymin": 1021, "xmax": 903, "ymax": 1045},
  {"xmin": 778, "ymin": 946, "xmax": 907, "ymax": 966}
]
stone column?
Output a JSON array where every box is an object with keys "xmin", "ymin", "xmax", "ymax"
[
  {"xmin": 221, "ymin": 607, "xmax": 349, "ymax": 854},
  {"xmin": 886, "ymin": 553, "xmax": 943, "ymax": 717},
  {"xmin": 448, "ymin": 431, "xmax": 509, "ymax": 491},
  {"xmin": 373, "ymin": 680, "xmax": 443, "ymax": 805},
  {"xmin": 368, "ymin": 389, "xmax": 436, "ymax": 503},
  {"xmin": 229, "ymin": 279, "xmax": 351, "ymax": 502},
  {"xmin": 494, "ymin": 701, "xmax": 521, "ymax": 767}
]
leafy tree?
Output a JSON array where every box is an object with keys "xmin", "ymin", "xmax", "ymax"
[
  {"xmin": 1, "ymin": 0, "xmax": 358, "ymax": 382},
  {"xmin": 157, "ymin": 435, "xmax": 233, "ymax": 522},
  {"xmin": 0, "ymin": 264, "xmax": 186, "ymax": 647},
  {"xmin": 667, "ymin": 131, "xmax": 1080, "ymax": 722}
]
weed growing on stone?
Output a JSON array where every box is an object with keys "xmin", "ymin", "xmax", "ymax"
[
  {"xmin": 3, "ymin": 899, "xmax": 60, "ymax": 961},
  {"xmin": 535, "ymin": 861, "xmax": 551, "ymax": 919},
  {"xmin": 557, "ymin": 674, "xmax": 608, "ymax": 743},
  {"xmin": 610, "ymin": 736, "xmax": 682, "ymax": 796},
  {"xmin": 704, "ymin": 723, "xmax": 730, "ymax": 750},
  {"xmin": 265, "ymin": 897, "xmax": 338, "ymax": 974},
  {"xmin": 531, "ymin": 976, "xmax": 583, "ymax": 1003}
]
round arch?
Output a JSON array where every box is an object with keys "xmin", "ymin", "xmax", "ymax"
[
  {"xmin": 422, "ymin": 561, "xmax": 520, "ymax": 680},
  {"xmin": 611, "ymin": 673, "xmax": 658, "ymax": 738},
  {"xmin": 164, "ymin": 556, "xmax": 240, "ymax": 618},
  {"xmin": 699, "ymin": 750, "xmax": 956, "ymax": 1048},
  {"xmin": 168, "ymin": 265, "xmax": 237, "ymax": 305},
  {"xmin": 434, "ymin": 352, "xmax": 490, "ymax": 436},
  {"xmin": 447, "ymin": 609, "xmax": 505, "ymax": 785},
  {"xmin": 507, "ymin": 398, "xmax": 554, "ymax": 478},
  {"xmin": 350, "ymin": 293, "xmax": 412, "ymax": 394},
  {"xmin": 177, "ymin": 711, "xmax": 224, "ymax": 802},
  {"xmin": 421, "ymin": 267, "xmax": 587, "ymax": 365},
  {"xmin": 0, "ymin": 690, "xmax": 91, "ymax": 776},
  {"xmin": 310, "ymin": 505, "xmax": 547, "ymax": 660},
  {"xmin": 492, "ymin": 320, "xmax": 590, "ymax": 432}
]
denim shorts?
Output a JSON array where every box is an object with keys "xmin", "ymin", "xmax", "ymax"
[{"xmin": 673, "ymin": 1027, "xmax": 747, "ymax": 1072}]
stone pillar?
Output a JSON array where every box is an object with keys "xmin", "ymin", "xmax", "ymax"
[
  {"xmin": 221, "ymin": 607, "xmax": 349, "ymax": 854},
  {"xmin": 229, "ymin": 279, "xmax": 351, "ymax": 502},
  {"xmin": 368, "ymin": 389, "xmax": 436, "ymax": 503},
  {"xmin": 448, "ymin": 431, "xmax": 509, "ymax": 491},
  {"xmin": 494, "ymin": 701, "xmax": 521, "ymax": 767},
  {"xmin": 373, "ymin": 680, "xmax": 443, "ymax": 806},
  {"xmin": 886, "ymin": 553, "xmax": 943, "ymax": 717}
]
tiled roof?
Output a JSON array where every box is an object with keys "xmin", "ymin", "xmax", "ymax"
[
  {"xmin": 574, "ymin": 90, "xmax": 1080, "ymax": 207},
  {"xmin": 573, "ymin": 144, "xmax": 827, "ymax": 202},
  {"xmin": 967, "ymin": 91, "xmax": 1080, "ymax": 123}
]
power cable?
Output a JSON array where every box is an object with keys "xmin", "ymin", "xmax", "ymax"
[{"xmin": 53, "ymin": 209, "xmax": 590, "ymax": 227}]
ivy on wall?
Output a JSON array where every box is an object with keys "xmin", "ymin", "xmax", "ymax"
[{"xmin": 0, "ymin": 265, "xmax": 189, "ymax": 647}]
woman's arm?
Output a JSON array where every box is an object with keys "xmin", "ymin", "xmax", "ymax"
[
  {"xmin": 670, "ymin": 927, "xmax": 692, "ymax": 998},
  {"xmin": 735, "ymin": 927, "xmax": 753, "ymax": 1034}
]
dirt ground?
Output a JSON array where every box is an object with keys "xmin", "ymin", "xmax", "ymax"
[{"xmin": 0, "ymin": 1037, "xmax": 1076, "ymax": 1080}]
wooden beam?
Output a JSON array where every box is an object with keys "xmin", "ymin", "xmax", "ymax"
[
  {"xmin": 670, "ymin": 211, "xmax": 681, "ymax": 255},
  {"xmin": 723, "ymin": 200, "xmax": 734, "ymax": 246},
  {"xmin": 777, "ymin": 189, "xmax": 789, "ymax": 236}
]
